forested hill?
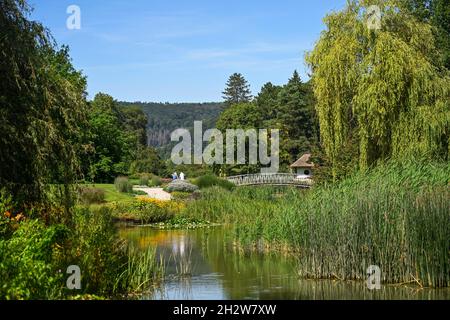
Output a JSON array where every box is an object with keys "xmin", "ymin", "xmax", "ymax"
[{"xmin": 118, "ymin": 102, "xmax": 225, "ymax": 156}]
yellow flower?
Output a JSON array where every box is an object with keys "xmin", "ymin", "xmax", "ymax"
[{"xmin": 14, "ymin": 213, "xmax": 25, "ymax": 222}]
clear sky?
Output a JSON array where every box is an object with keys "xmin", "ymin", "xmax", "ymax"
[{"xmin": 29, "ymin": 0, "xmax": 347, "ymax": 102}]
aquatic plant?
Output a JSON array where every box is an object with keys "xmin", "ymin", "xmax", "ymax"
[
  {"xmin": 116, "ymin": 245, "xmax": 165, "ymax": 293},
  {"xmin": 185, "ymin": 159, "xmax": 450, "ymax": 287}
]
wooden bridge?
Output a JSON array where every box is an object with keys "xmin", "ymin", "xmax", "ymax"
[{"xmin": 226, "ymin": 173, "xmax": 312, "ymax": 188}]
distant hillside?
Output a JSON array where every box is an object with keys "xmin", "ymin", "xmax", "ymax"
[{"xmin": 118, "ymin": 102, "xmax": 225, "ymax": 157}]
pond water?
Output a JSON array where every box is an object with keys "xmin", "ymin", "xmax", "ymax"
[{"xmin": 119, "ymin": 226, "xmax": 449, "ymax": 300}]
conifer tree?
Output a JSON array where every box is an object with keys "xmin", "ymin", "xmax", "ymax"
[{"xmin": 222, "ymin": 73, "xmax": 252, "ymax": 107}]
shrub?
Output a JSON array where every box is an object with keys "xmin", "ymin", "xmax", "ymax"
[
  {"xmin": 0, "ymin": 190, "xmax": 17, "ymax": 238},
  {"xmin": 0, "ymin": 203, "xmax": 164, "ymax": 299},
  {"xmin": 194, "ymin": 175, "xmax": 235, "ymax": 191},
  {"xmin": 139, "ymin": 173, "xmax": 152, "ymax": 186},
  {"xmin": 105, "ymin": 197, "xmax": 184, "ymax": 224},
  {"xmin": 170, "ymin": 191, "xmax": 192, "ymax": 200},
  {"xmin": 149, "ymin": 175, "xmax": 162, "ymax": 187},
  {"xmin": 131, "ymin": 190, "xmax": 148, "ymax": 196},
  {"xmin": 78, "ymin": 187, "xmax": 105, "ymax": 204},
  {"xmin": 70, "ymin": 207, "xmax": 128, "ymax": 294},
  {"xmin": 0, "ymin": 219, "xmax": 69, "ymax": 299},
  {"xmin": 165, "ymin": 180, "xmax": 198, "ymax": 193},
  {"xmin": 114, "ymin": 176, "xmax": 133, "ymax": 193}
]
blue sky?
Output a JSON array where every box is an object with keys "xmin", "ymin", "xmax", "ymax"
[{"xmin": 29, "ymin": 0, "xmax": 347, "ymax": 102}]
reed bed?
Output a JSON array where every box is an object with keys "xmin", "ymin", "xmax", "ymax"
[
  {"xmin": 185, "ymin": 159, "xmax": 450, "ymax": 287},
  {"xmin": 116, "ymin": 246, "xmax": 165, "ymax": 293}
]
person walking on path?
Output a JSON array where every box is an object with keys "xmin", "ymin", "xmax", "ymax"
[
  {"xmin": 172, "ymin": 172, "xmax": 178, "ymax": 180},
  {"xmin": 180, "ymin": 172, "xmax": 185, "ymax": 180}
]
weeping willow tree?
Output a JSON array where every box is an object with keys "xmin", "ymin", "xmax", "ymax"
[
  {"xmin": 0, "ymin": 0, "xmax": 88, "ymax": 216},
  {"xmin": 306, "ymin": 0, "xmax": 449, "ymax": 176}
]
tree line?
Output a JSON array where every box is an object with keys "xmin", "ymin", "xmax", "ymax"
[
  {"xmin": 219, "ymin": 72, "xmax": 318, "ymax": 176},
  {"xmin": 0, "ymin": 0, "xmax": 164, "ymax": 210},
  {"xmin": 218, "ymin": 0, "xmax": 449, "ymax": 180}
]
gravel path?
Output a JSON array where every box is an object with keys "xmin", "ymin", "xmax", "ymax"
[{"xmin": 133, "ymin": 186, "xmax": 172, "ymax": 201}]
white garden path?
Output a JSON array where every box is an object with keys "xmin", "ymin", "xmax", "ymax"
[{"xmin": 133, "ymin": 186, "xmax": 172, "ymax": 201}]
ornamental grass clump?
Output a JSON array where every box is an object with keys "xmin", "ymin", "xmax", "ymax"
[{"xmin": 114, "ymin": 176, "xmax": 133, "ymax": 193}]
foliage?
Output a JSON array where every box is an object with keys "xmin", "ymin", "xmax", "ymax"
[
  {"xmin": 152, "ymin": 215, "xmax": 211, "ymax": 230},
  {"xmin": 68, "ymin": 207, "xmax": 128, "ymax": 295},
  {"xmin": 149, "ymin": 175, "xmax": 162, "ymax": 187},
  {"xmin": 186, "ymin": 159, "xmax": 450, "ymax": 287},
  {"xmin": 222, "ymin": 73, "xmax": 253, "ymax": 107},
  {"xmin": 90, "ymin": 184, "xmax": 134, "ymax": 203},
  {"xmin": 139, "ymin": 173, "xmax": 152, "ymax": 186},
  {"xmin": 0, "ymin": 219, "xmax": 69, "ymax": 299},
  {"xmin": 402, "ymin": 0, "xmax": 450, "ymax": 69},
  {"xmin": 0, "ymin": 202, "xmax": 166, "ymax": 299},
  {"xmin": 114, "ymin": 176, "xmax": 133, "ymax": 194},
  {"xmin": 216, "ymin": 71, "xmax": 318, "ymax": 175},
  {"xmin": 170, "ymin": 191, "xmax": 193, "ymax": 200},
  {"xmin": 129, "ymin": 147, "xmax": 165, "ymax": 177},
  {"xmin": 83, "ymin": 93, "xmax": 152, "ymax": 182},
  {"xmin": 0, "ymin": 0, "xmax": 88, "ymax": 209},
  {"xmin": 306, "ymin": 0, "xmax": 450, "ymax": 176},
  {"xmin": 274, "ymin": 71, "xmax": 317, "ymax": 164},
  {"xmin": 116, "ymin": 246, "xmax": 164, "ymax": 293},
  {"xmin": 102, "ymin": 197, "xmax": 185, "ymax": 224},
  {"xmin": 194, "ymin": 175, "xmax": 235, "ymax": 191},
  {"xmin": 78, "ymin": 187, "xmax": 105, "ymax": 205},
  {"xmin": 165, "ymin": 180, "xmax": 199, "ymax": 193},
  {"xmin": 165, "ymin": 163, "xmax": 213, "ymax": 179},
  {"xmin": 119, "ymin": 101, "xmax": 225, "ymax": 159}
]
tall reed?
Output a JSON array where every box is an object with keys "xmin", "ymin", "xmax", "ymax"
[
  {"xmin": 116, "ymin": 245, "xmax": 165, "ymax": 293},
  {"xmin": 185, "ymin": 159, "xmax": 450, "ymax": 287}
]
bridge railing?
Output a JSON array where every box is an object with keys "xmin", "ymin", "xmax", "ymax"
[{"xmin": 226, "ymin": 173, "xmax": 312, "ymax": 187}]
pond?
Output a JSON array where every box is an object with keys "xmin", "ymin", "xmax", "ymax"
[{"xmin": 119, "ymin": 226, "xmax": 449, "ymax": 300}]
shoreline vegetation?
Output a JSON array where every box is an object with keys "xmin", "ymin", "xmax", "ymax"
[
  {"xmin": 183, "ymin": 159, "xmax": 450, "ymax": 288},
  {"xmin": 1, "ymin": 0, "xmax": 449, "ymax": 300}
]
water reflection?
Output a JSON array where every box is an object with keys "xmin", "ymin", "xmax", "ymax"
[{"xmin": 119, "ymin": 226, "xmax": 449, "ymax": 300}]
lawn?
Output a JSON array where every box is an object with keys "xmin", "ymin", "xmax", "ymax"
[{"xmin": 91, "ymin": 184, "xmax": 135, "ymax": 203}]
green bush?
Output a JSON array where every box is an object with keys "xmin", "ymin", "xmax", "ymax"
[
  {"xmin": 149, "ymin": 175, "xmax": 162, "ymax": 187},
  {"xmin": 170, "ymin": 191, "xmax": 192, "ymax": 200},
  {"xmin": 0, "ymin": 195, "xmax": 164, "ymax": 299},
  {"xmin": 69, "ymin": 207, "xmax": 128, "ymax": 294},
  {"xmin": 0, "ymin": 220, "xmax": 69, "ymax": 299},
  {"xmin": 194, "ymin": 175, "xmax": 235, "ymax": 191},
  {"xmin": 78, "ymin": 186, "xmax": 105, "ymax": 204},
  {"xmin": 105, "ymin": 199, "xmax": 175, "ymax": 224},
  {"xmin": 139, "ymin": 173, "xmax": 151, "ymax": 186},
  {"xmin": 131, "ymin": 190, "xmax": 148, "ymax": 196},
  {"xmin": 165, "ymin": 180, "xmax": 198, "ymax": 193},
  {"xmin": 0, "ymin": 190, "xmax": 16, "ymax": 238},
  {"xmin": 114, "ymin": 176, "xmax": 133, "ymax": 193}
]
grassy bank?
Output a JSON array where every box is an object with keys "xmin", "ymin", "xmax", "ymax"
[
  {"xmin": 86, "ymin": 184, "xmax": 135, "ymax": 203},
  {"xmin": 0, "ymin": 201, "xmax": 164, "ymax": 299},
  {"xmin": 185, "ymin": 159, "xmax": 450, "ymax": 287},
  {"xmin": 95, "ymin": 197, "xmax": 185, "ymax": 224}
]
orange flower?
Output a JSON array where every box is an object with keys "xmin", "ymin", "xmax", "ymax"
[{"xmin": 4, "ymin": 211, "xmax": 11, "ymax": 218}]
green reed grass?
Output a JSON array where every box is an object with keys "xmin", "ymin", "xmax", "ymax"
[
  {"xmin": 116, "ymin": 245, "xmax": 165, "ymax": 293},
  {"xmin": 185, "ymin": 159, "xmax": 449, "ymax": 287}
]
